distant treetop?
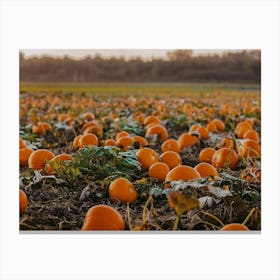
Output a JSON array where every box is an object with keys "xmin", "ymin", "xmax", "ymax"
[{"xmin": 20, "ymin": 50, "xmax": 261, "ymax": 84}]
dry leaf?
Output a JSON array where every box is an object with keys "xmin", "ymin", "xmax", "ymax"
[
  {"xmin": 208, "ymin": 185, "xmax": 232, "ymax": 198},
  {"xmin": 168, "ymin": 191, "xmax": 200, "ymax": 216},
  {"xmin": 199, "ymin": 196, "xmax": 214, "ymax": 208}
]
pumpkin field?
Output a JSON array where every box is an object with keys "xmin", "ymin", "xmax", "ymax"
[{"xmin": 19, "ymin": 83, "xmax": 261, "ymax": 231}]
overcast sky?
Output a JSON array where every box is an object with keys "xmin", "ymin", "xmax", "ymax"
[{"xmin": 21, "ymin": 49, "xmax": 239, "ymax": 60}]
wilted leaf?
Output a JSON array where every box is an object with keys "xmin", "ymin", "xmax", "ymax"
[
  {"xmin": 54, "ymin": 122, "xmax": 69, "ymax": 130},
  {"xmin": 208, "ymin": 185, "xmax": 232, "ymax": 198},
  {"xmin": 33, "ymin": 170, "xmax": 64, "ymax": 184},
  {"xmin": 241, "ymin": 190, "xmax": 261, "ymax": 202},
  {"xmin": 220, "ymin": 172, "xmax": 247, "ymax": 183},
  {"xmin": 240, "ymin": 168, "xmax": 261, "ymax": 183},
  {"xmin": 96, "ymin": 192, "xmax": 103, "ymax": 198},
  {"xmin": 168, "ymin": 191, "xmax": 200, "ymax": 215},
  {"xmin": 149, "ymin": 186, "xmax": 164, "ymax": 197},
  {"xmin": 199, "ymin": 196, "xmax": 214, "ymax": 208},
  {"xmin": 79, "ymin": 185, "xmax": 91, "ymax": 201},
  {"xmin": 170, "ymin": 179, "xmax": 206, "ymax": 191},
  {"xmin": 162, "ymin": 188, "xmax": 172, "ymax": 196},
  {"xmin": 20, "ymin": 168, "xmax": 35, "ymax": 178}
]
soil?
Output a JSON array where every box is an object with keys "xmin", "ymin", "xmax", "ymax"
[{"xmin": 20, "ymin": 127, "xmax": 261, "ymax": 231}]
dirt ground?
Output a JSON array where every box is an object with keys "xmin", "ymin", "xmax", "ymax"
[{"xmin": 20, "ymin": 122, "xmax": 261, "ymax": 231}]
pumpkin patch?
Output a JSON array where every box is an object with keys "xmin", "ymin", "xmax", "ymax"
[{"xmin": 19, "ymin": 84, "xmax": 261, "ymax": 231}]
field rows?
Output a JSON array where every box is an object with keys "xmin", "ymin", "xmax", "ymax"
[{"xmin": 19, "ymin": 88, "xmax": 261, "ymax": 231}]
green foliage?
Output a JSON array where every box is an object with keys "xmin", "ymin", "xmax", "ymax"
[
  {"xmin": 20, "ymin": 130, "xmax": 43, "ymax": 149},
  {"xmin": 118, "ymin": 118, "xmax": 145, "ymax": 136},
  {"xmin": 166, "ymin": 114, "xmax": 188, "ymax": 130},
  {"xmin": 20, "ymin": 82, "xmax": 261, "ymax": 99},
  {"xmin": 149, "ymin": 186, "xmax": 172, "ymax": 198},
  {"xmin": 243, "ymin": 111, "xmax": 261, "ymax": 119},
  {"xmin": 54, "ymin": 146, "xmax": 141, "ymax": 185}
]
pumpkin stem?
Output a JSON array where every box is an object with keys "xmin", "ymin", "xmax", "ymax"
[
  {"xmin": 142, "ymin": 195, "xmax": 153, "ymax": 224},
  {"xmin": 173, "ymin": 214, "xmax": 181, "ymax": 231},
  {"xmin": 242, "ymin": 207, "xmax": 256, "ymax": 226},
  {"xmin": 201, "ymin": 211, "xmax": 225, "ymax": 227},
  {"xmin": 126, "ymin": 203, "xmax": 133, "ymax": 230}
]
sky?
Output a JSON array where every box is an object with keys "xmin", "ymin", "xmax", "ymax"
[{"xmin": 21, "ymin": 49, "xmax": 238, "ymax": 60}]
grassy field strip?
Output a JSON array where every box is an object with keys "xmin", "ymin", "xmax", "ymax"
[{"xmin": 20, "ymin": 82, "xmax": 261, "ymax": 98}]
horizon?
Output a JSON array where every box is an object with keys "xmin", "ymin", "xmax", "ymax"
[{"xmin": 20, "ymin": 49, "xmax": 246, "ymax": 60}]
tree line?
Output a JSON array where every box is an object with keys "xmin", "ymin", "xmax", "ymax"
[{"xmin": 20, "ymin": 50, "xmax": 261, "ymax": 84}]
